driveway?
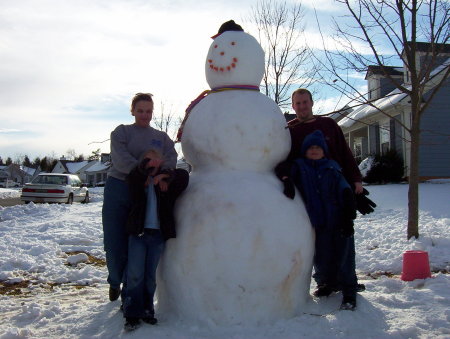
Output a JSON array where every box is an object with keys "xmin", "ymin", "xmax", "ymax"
[{"xmin": 0, "ymin": 197, "xmax": 23, "ymax": 207}]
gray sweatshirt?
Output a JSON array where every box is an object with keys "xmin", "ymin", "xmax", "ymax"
[{"xmin": 108, "ymin": 124, "xmax": 178, "ymax": 181}]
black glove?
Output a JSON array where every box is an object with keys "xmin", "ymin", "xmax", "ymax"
[
  {"xmin": 282, "ymin": 178, "xmax": 295, "ymax": 200},
  {"xmin": 340, "ymin": 218, "xmax": 354, "ymax": 237},
  {"xmin": 275, "ymin": 161, "xmax": 292, "ymax": 181},
  {"xmin": 355, "ymin": 188, "xmax": 376, "ymax": 215}
]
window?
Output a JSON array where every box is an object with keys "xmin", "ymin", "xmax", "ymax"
[
  {"xmin": 354, "ymin": 142, "xmax": 362, "ymax": 163},
  {"xmin": 380, "ymin": 120, "xmax": 390, "ymax": 154}
]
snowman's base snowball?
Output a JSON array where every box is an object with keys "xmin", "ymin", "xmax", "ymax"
[{"xmin": 157, "ymin": 170, "xmax": 314, "ymax": 326}]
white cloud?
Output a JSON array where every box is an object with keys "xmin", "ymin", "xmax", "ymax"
[
  {"xmin": 0, "ymin": 0, "xmax": 256, "ymax": 158},
  {"xmin": 0, "ymin": 0, "xmax": 389, "ymax": 160}
]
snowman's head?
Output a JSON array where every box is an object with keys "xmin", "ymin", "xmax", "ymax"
[{"xmin": 205, "ymin": 30, "xmax": 265, "ymax": 89}]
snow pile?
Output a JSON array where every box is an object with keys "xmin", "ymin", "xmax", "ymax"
[
  {"xmin": 0, "ymin": 183, "xmax": 449, "ymax": 338},
  {"xmin": 358, "ymin": 156, "xmax": 374, "ymax": 177},
  {"xmin": 0, "ymin": 188, "xmax": 21, "ymax": 199}
]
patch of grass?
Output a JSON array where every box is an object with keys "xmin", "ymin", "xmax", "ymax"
[
  {"xmin": 0, "ymin": 280, "xmax": 98, "ymax": 296},
  {"xmin": 366, "ymin": 271, "xmax": 396, "ymax": 279},
  {"xmin": 0, "ymin": 280, "xmax": 31, "ymax": 296}
]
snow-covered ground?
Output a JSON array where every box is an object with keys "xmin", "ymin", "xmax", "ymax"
[{"xmin": 0, "ymin": 182, "xmax": 449, "ymax": 339}]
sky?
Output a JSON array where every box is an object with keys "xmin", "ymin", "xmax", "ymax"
[
  {"xmin": 0, "ymin": 0, "xmax": 360, "ymax": 161},
  {"xmin": 1, "ymin": 181, "xmax": 449, "ymax": 337}
]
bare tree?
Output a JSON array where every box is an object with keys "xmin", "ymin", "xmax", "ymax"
[
  {"xmin": 66, "ymin": 148, "xmax": 77, "ymax": 161},
  {"xmin": 315, "ymin": 0, "xmax": 449, "ymax": 239},
  {"xmin": 152, "ymin": 101, "xmax": 180, "ymax": 140},
  {"xmin": 247, "ymin": 0, "xmax": 319, "ymax": 109}
]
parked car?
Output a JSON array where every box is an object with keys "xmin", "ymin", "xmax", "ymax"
[
  {"xmin": 21, "ymin": 173, "xmax": 89, "ymax": 204},
  {"xmin": 0, "ymin": 180, "xmax": 21, "ymax": 188}
]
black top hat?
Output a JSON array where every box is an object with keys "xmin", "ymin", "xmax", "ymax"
[{"xmin": 211, "ymin": 20, "xmax": 244, "ymax": 39}]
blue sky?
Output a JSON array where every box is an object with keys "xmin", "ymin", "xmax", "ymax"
[{"xmin": 0, "ymin": 0, "xmax": 363, "ymax": 161}]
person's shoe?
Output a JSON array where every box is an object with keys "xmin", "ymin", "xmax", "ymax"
[
  {"xmin": 356, "ymin": 283, "xmax": 366, "ymax": 292},
  {"xmin": 124, "ymin": 317, "xmax": 140, "ymax": 331},
  {"xmin": 340, "ymin": 295, "xmax": 357, "ymax": 311},
  {"xmin": 313, "ymin": 285, "xmax": 337, "ymax": 297},
  {"xmin": 109, "ymin": 286, "xmax": 121, "ymax": 301},
  {"xmin": 142, "ymin": 316, "xmax": 158, "ymax": 325}
]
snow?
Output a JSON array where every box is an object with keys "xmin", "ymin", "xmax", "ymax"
[
  {"xmin": 0, "ymin": 182, "xmax": 450, "ymax": 338},
  {"xmin": 65, "ymin": 161, "xmax": 90, "ymax": 174},
  {"xmin": 0, "ymin": 188, "xmax": 20, "ymax": 199},
  {"xmin": 358, "ymin": 156, "xmax": 374, "ymax": 178},
  {"xmin": 205, "ymin": 31, "xmax": 265, "ymax": 88},
  {"xmin": 85, "ymin": 161, "xmax": 109, "ymax": 173}
]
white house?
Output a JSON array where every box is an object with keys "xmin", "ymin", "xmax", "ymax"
[
  {"xmin": 52, "ymin": 160, "xmax": 96, "ymax": 182},
  {"xmin": 336, "ymin": 42, "xmax": 450, "ymax": 180},
  {"xmin": 0, "ymin": 164, "xmax": 37, "ymax": 186}
]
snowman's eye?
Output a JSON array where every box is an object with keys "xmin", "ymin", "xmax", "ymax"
[
  {"xmin": 231, "ymin": 42, "xmax": 236, "ymax": 46},
  {"xmin": 214, "ymin": 45, "xmax": 218, "ymax": 48}
]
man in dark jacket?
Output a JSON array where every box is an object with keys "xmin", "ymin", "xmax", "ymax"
[{"xmin": 287, "ymin": 88, "xmax": 376, "ymax": 216}]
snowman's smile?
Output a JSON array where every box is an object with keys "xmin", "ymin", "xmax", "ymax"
[
  {"xmin": 208, "ymin": 56, "xmax": 238, "ymax": 72},
  {"xmin": 208, "ymin": 43, "xmax": 239, "ymax": 72}
]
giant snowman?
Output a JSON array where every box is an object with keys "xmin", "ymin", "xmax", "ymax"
[{"xmin": 158, "ymin": 21, "xmax": 314, "ymax": 325}]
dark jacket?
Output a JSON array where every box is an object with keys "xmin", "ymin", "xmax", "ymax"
[
  {"xmin": 291, "ymin": 158, "xmax": 355, "ymax": 230},
  {"xmin": 125, "ymin": 166, "xmax": 189, "ymax": 240},
  {"xmin": 287, "ymin": 116, "xmax": 363, "ymax": 184}
]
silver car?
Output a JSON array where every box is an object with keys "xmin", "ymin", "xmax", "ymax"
[{"xmin": 21, "ymin": 173, "xmax": 89, "ymax": 204}]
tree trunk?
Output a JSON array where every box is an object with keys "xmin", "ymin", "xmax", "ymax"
[{"xmin": 407, "ymin": 105, "xmax": 420, "ymax": 239}]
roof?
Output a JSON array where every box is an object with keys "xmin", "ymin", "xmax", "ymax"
[
  {"xmin": 38, "ymin": 173, "xmax": 75, "ymax": 176},
  {"xmin": 339, "ymin": 57, "xmax": 450, "ymax": 128},
  {"xmin": 365, "ymin": 65, "xmax": 403, "ymax": 79},
  {"xmin": 21, "ymin": 166, "xmax": 37, "ymax": 176},
  {"xmin": 57, "ymin": 160, "xmax": 91, "ymax": 173},
  {"xmin": 66, "ymin": 161, "xmax": 90, "ymax": 173},
  {"xmin": 84, "ymin": 161, "xmax": 110, "ymax": 173},
  {"xmin": 405, "ymin": 42, "xmax": 450, "ymax": 54}
]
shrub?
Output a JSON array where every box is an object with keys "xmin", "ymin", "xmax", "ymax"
[{"xmin": 363, "ymin": 149, "xmax": 404, "ymax": 184}]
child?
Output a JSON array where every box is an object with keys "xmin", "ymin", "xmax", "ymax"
[
  {"xmin": 122, "ymin": 149, "xmax": 189, "ymax": 331},
  {"xmin": 277, "ymin": 130, "xmax": 360, "ymax": 310}
]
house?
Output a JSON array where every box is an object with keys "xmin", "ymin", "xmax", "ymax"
[
  {"xmin": 336, "ymin": 42, "xmax": 450, "ymax": 179},
  {"xmin": 51, "ymin": 155, "xmax": 112, "ymax": 185},
  {"xmin": 83, "ymin": 153, "xmax": 111, "ymax": 186},
  {"xmin": 85, "ymin": 160, "xmax": 111, "ymax": 186},
  {"xmin": 0, "ymin": 164, "xmax": 38, "ymax": 186},
  {"xmin": 52, "ymin": 159, "xmax": 94, "ymax": 182}
]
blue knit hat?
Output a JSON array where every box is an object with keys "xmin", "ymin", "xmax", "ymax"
[{"xmin": 301, "ymin": 130, "xmax": 329, "ymax": 156}]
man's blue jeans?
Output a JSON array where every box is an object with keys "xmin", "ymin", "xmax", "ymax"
[
  {"xmin": 102, "ymin": 176, "xmax": 131, "ymax": 289},
  {"xmin": 123, "ymin": 230, "xmax": 165, "ymax": 318}
]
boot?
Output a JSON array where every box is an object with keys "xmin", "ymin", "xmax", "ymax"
[
  {"xmin": 313, "ymin": 284, "xmax": 338, "ymax": 297},
  {"xmin": 340, "ymin": 295, "xmax": 357, "ymax": 311},
  {"xmin": 109, "ymin": 286, "xmax": 121, "ymax": 301},
  {"xmin": 124, "ymin": 317, "xmax": 140, "ymax": 331}
]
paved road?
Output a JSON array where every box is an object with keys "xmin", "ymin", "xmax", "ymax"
[{"xmin": 0, "ymin": 197, "xmax": 23, "ymax": 207}]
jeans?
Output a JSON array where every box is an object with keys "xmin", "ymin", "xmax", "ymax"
[
  {"xmin": 313, "ymin": 226, "xmax": 358, "ymax": 297},
  {"xmin": 123, "ymin": 230, "xmax": 165, "ymax": 318},
  {"xmin": 102, "ymin": 176, "xmax": 131, "ymax": 289}
]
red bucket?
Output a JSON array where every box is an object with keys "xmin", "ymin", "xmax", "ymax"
[{"xmin": 401, "ymin": 250, "xmax": 431, "ymax": 281}]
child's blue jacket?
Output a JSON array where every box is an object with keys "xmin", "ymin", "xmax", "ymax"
[{"xmin": 291, "ymin": 157, "xmax": 351, "ymax": 229}]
